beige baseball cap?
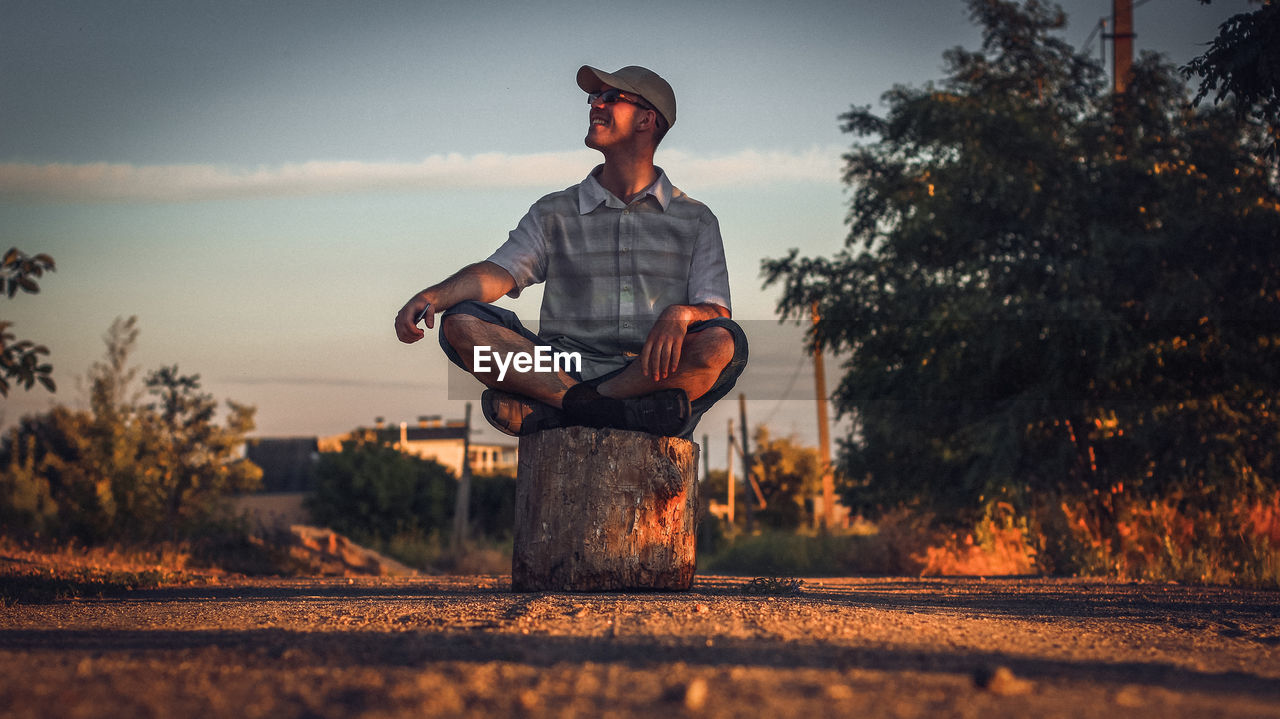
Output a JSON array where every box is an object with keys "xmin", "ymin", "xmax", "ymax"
[{"xmin": 577, "ymin": 65, "xmax": 676, "ymax": 129}]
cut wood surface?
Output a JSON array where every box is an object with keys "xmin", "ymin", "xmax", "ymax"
[{"xmin": 512, "ymin": 426, "xmax": 699, "ymax": 592}]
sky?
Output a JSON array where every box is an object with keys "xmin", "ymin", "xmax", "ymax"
[{"xmin": 0, "ymin": 0, "xmax": 1252, "ymax": 466}]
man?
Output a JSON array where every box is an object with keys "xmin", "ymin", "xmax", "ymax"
[{"xmin": 393, "ymin": 65, "xmax": 747, "ymax": 439}]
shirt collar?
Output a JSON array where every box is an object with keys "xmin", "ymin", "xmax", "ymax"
[{"xmin": 578, "ymin": 165, "xmax": 673, "ymax": 215}]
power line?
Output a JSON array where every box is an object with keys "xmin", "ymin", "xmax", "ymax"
[
  {"xmin": 1081, "ymin": 17, "xmax": 1106, "ymax": 56},
  {"xmin": 757, "ymin": 352, "xmax": 808, "ymax": 428}
]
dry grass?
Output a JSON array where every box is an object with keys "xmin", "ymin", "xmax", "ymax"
[
  {"xmin": 916, "ymin": 519, "xmax": 1039, "ymax": 577},
  {"xmin": 702, "ymin": 493, "xmax": 1280, "ymax": 588},
  {"xmin": 0, "ymin": 536, "xmax": 218, "ymax": 604},
  {"xmin": 1051, "ymin": 491, "xmax": 1280, "ymax": 588}
]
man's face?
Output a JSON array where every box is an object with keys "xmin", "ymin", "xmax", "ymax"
[{"xmin": 585, "ymin": 85, "xmax": 651, "ymax": 151}]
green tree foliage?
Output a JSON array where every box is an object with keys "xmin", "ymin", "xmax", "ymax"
[
  {"xmin": 700, "ymin": 468, "xmax": 738, "ymax": 514},
  {"xmin": 751, "ymin": 427, "xmax": 824, "ymax": 529},
  {"xmin": 698, "ymin": 431, "xmax": 826, "ymax": 529},
  {"xmin": 762, "ymin": 0, "xmax": 1280, "ymax": 531},
  {"xmin": 0, "ymin": 317, "xmax": 261, "ymax": 543},
  {"xmin": 306, "ymin": 440, "xmax": 456, "ymax": 545},
  {"xmin": 1183, "ymin": 0, "xmax": 1280, "ymax": 130},
  {"xmin": 1, "ymin": 247, "xmax": 56, "ymax": 395},
  {"xmin": 468, "ymin": 471, "xmax": 517, "ymax": 540},
  {"xmin": 136, "ymin": 365, "xmax": 261, "ymax": 541}
]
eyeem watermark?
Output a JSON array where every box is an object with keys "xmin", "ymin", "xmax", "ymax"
[{"xmin": 473, "ymin": 345, "xmax": 581, "ymax": 381}]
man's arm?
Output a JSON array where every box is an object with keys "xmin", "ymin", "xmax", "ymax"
[
  {"xmin": 639, "ymin": 302, "xmax": 731, "ymax": 382},
  {"xmin": 394, "ymin": 261, "xmax": 517, "ymax": 344}
]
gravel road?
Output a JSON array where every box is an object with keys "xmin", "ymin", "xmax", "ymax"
[{"xmin": 2, "ymin": 574, "xmax": 1279, "ymax": 718}]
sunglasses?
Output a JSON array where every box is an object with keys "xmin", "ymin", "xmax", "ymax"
[{"xmin": 587, "ymin": 89, "xmax": 655, "ymax": 112}]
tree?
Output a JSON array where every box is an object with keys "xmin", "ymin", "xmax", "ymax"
[
  {"xmin": 1183, "ymin": 1, "xmax": 1280, "ymax": 133},
  {"xmin": 0, "ymin": 317, "xmax": 262, "ymax": 543},
  {"xmin": 0, "ymin": 406, "xmax": 93, "ymax": 538},
  {"xmin": 750, "ymin": 427, "xmax": 825, "ymax": 529},
  {"xmin": 306, "ymin": 439, "xmax": 456, "ymax": 545},
  {"xmin": 1, "ymin": 247, "xmax": 56, "ymax": 395},
  {"xmin": 762, "ymin": 0, "xmax": 1280, "ymax": 534},
  {"xmin": 468, "ymin": 470, "xmax": 517, "ymax": 540},
  {"xmin": 700, "ymin": 468, "xmax": 740, "ymax": 517},
  {"xmin": 136, "ymin": 365, "xmax": 261, "ymax": 541},
  {"xmin": 87, "ymin": 316, "xmax": 140, "ymax": 422}
]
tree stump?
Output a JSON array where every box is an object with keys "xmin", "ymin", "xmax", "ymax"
[{"xmin": 512, "ymin": 426, "xmax": 699, "ymax": 592}]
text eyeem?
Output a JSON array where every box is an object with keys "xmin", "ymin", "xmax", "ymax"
[{"xmin": 473, "ymin": 345, "xmax": 582, "ymax": 381}]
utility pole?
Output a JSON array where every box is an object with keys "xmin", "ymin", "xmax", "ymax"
[
  {"xmin": 726, "ymin": 418, "xmax": 736, "ymax": 525},
  {"xmin": 1110, "ymin": 0, "xmax": 1134, "ymax": 95},
  {"xmin": 451, "ymin": 402, "xmax": 473, "ymax": 551},
  {"xmin": 738, "ymin": 394, "xmax": 754, "ymax": 532},
  {"xmin": 811, "ymin": 303, "xmax": 835, "ymax": 530},
  {"xmin": 702, "ymin": 433, "xmax": 711, "ymax": 479}
]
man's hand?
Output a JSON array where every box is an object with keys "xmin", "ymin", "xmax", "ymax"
[
  {"xmin": 394, "ymin": 294, "xmax": 436, "ymax": 344},
  {"xmin": 393, "ymin": 262, "xmax": 519, "ymax": 345},
  {"xmin": 640, "ymin": 306, "xmax": 694, "ymax": 382}
]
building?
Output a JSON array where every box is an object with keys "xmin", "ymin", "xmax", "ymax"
[
  {"xmin": 239, "ymin": 414, "xmax": 516, "ymax": 528},
  {"xmin": 322, "ymin": 415, "xmax": 518, "ymax": 478},
  {"xmin": 243, "ymin": 437, "xmax": 320, "ymax": 493},
  {"xmin": 246, "ymin": 415, "xmax": 516, "ymax": 493},
  {"xmin": 237, "ymin": 436, "xmax": 321, "ymax": 527}
]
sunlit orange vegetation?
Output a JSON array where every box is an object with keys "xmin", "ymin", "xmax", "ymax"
[
  {"xmin": 0, "ymin": 535, "xmax": 198, "ymax": 576},
  {"xmin": 917, "ymin": 505, "xmax": 1039, "ymax": 577},
  {"xmin": 897, "ymin": 490, "xmax": 1280, "ymax": 588},
  {"xmin": 0, "ymin": 535, "xmax": 214, "ymax": 603},
  {"xmin": 1054, "ymin": 491, "xmax": 1280, "ymax": 587}
]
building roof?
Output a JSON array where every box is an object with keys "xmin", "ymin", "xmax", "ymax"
[
  {"xmin": 244, "ymin": 437, "xmax": 319, "ymax": 493},
  {"xmin": 377, "ymin": 425, "xmax": 469, "ymax": 443}
]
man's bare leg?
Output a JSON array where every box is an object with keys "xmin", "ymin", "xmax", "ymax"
[
  {"xmin": 440, "ymin": 313, "xmax": 577, "ymax": 408},
  {"xmin": 447, "ymin": 315, "xmax": 734, "ymax": 436},
  {"xmin": 595, "ymin": 326, "xmax": 735, "ymax": 402}
]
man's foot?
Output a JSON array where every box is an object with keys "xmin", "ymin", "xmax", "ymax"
[
  {"xmin": 621, "ymin": 389, "xmax": 691, "ymax": 436},
  {"xmin": 562, "ymin": 384, "xmax": 691, "ymax": 437},
  {"xmin": 481, "ymin": 389, "xmax": 565, "ymax": 437}
]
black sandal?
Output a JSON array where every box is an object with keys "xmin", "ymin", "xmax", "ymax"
[{"xmin": 621, "ymin": 389, "xmax": 690, "ymax": 437}]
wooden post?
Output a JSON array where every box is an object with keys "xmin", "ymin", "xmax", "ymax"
[
  {"xmin": 811, "ymin": 302, "xmax": 835, "ymax": 530},
  {"xmin": 451, "ymin": 402, "xmax": 472, "ymax": 551},
  {"xmin": 1111, "ymin": 0, "xmax": 1134, "ymax": 95},
  {"xmin": 511, "ymin": 426, "xmax": 699, "ymax": 592},
  {"xmin": 739, "ymin": 394, "xmax": 754, "ymax": 532},
  {"xmin": 726, "ymin": 418, "xmax": 735, "ymax": 525}
]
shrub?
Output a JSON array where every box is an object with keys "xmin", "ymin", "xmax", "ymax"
[{"xmin": 305, "ymin": 440, "xmax": 455, "ymax": 546}]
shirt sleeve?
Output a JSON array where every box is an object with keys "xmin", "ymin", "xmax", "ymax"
[
  {"xmin": 485, "ymin": 203, "xmax": 548, "ymax": 299},
  {"xmin": 688, "ymin": 208, "xmax": 732, "ymax": 313}
]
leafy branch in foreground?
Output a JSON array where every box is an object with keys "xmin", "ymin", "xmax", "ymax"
[
  {"xmin": 1, "ymin": 247, "xmax": 57, "ymax": 396},
  {"xmin": 1183, "ymin": 1, "xmax": 1280, "ymax": 128}
]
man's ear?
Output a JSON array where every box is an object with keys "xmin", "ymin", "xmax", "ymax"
[{"xmin": 636, "ymin": 108, "xmax": 657, "ymax": 133}]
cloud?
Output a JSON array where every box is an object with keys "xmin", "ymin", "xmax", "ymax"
[
  {"xmin": 0, "ymin": 147, "xmax": 842, "ymax": 203},
  {"xmin": 661, "ymin": 147, "xmax": 843, "ymax": 188}
]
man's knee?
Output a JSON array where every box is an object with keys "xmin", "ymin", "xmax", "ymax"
[
  {"xmin": 441, "ymin": 310, "xmax": 495, "ymax": 352},
  {"xmin": 439, "ymin": 312, "xmax": 469, "ymax": 349},
  {"xmin": 683, "ymin": 326, "xmax": 735, "ymax": 371}
]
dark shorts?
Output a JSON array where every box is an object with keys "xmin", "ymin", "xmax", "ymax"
[{"xmin": 439, "ymin": 300, "xmax": 749, "ymax": 439}]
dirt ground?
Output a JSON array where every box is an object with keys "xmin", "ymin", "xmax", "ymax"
[{"xmin": 2, "ymin": 574, "xmax": 1279, "ymax": 718}]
